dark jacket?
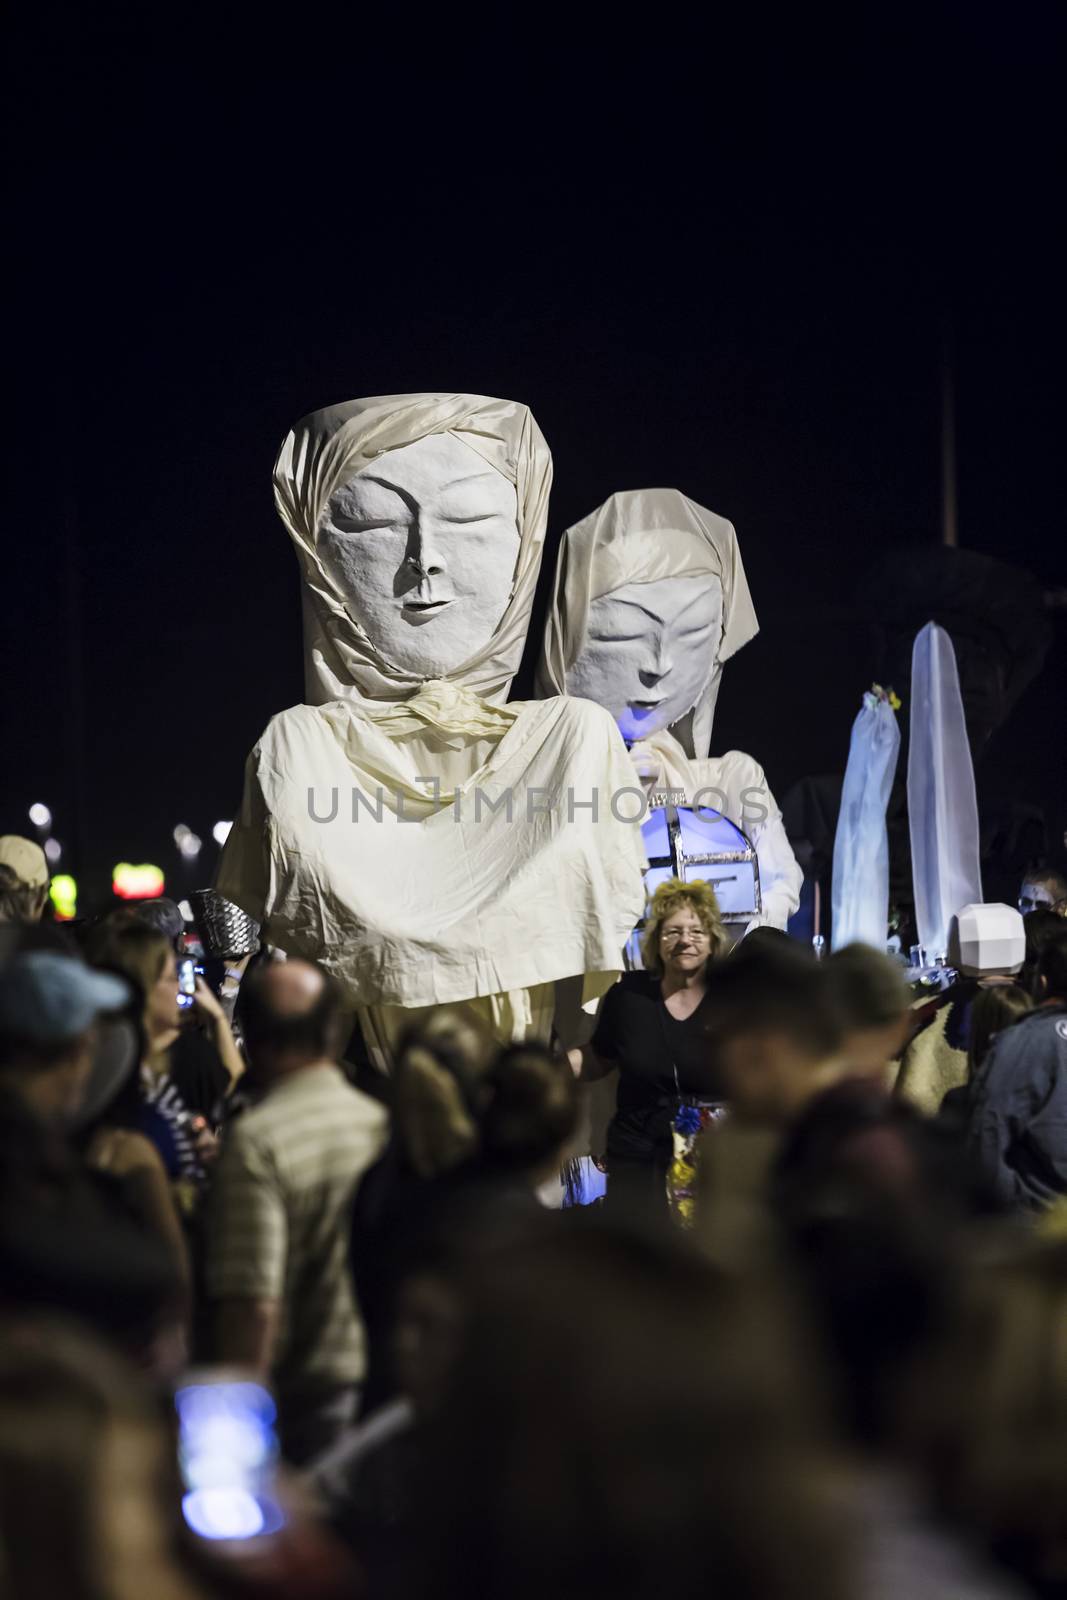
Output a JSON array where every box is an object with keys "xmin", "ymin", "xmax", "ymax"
[{"xmin": 967, "ymin": 1004, "xmax": 1067, "ymax": 1210}]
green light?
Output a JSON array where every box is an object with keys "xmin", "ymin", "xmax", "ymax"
[{"xmin": 50, "ymin": 873, "xmax": 78, "ymax": 920}]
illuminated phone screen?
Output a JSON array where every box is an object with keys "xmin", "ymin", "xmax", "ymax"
[
  {"xmin": 176, "ymin": 1378, "xmax": 285, "ymax": 1542},
  {"xmin": 177, "ymin": 958, "xmax": 201, "ymax": 1010}
]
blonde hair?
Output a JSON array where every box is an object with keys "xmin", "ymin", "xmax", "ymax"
[
  {"xmin": 640, "ymin": 877, "xmax": 728, "ymax": 976},
  {"xmin": 85, "ymin": 916, "xmax": 171, "ymax": 1025},
  {"xmin": 395, "ymin": 1007, "xmax": 498, "ymax": 1180}
]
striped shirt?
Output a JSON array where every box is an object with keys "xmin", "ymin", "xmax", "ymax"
[{"xmin": 206, "ymin": 1065, "xmax": 388, "ymax": 1399}]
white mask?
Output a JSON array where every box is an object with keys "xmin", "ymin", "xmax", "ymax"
[
  {"xmin": 318, "ymin": 433, "xmax": 521, "ymax": 677},
  {"xmin": 566, "ymin": 574, "xmax": 723, "ymax": 743}
]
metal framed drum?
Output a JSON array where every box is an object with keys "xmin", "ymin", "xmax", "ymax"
[{"xmin": 625, "ymin": 802, "xmax": 760, "ymax": 968}]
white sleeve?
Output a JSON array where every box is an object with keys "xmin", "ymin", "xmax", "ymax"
[
  {"xmin": 693, "ymin": 753, "xmax": 803, "ymax": 932},
  {"xmin": 746, "ymin": 779, "xmax": 803, "ymax": 930}
]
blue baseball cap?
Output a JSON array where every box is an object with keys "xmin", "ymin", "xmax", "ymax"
[{"xmin": 0, "ymin": 953, "xmax": 130, "ymax": 1045}]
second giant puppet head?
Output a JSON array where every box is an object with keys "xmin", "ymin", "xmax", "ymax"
[
  {"xmin": 275, "ymin": 393, "xmax": 553, "ymax": 705},
  {"xmin": 537, "ymin": 489, "xmax": 758, "ymax": 754}
]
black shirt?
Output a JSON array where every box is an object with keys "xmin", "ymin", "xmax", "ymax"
[
  {"xmin": 167, "ymin": 1025, "xmax": 231, "ymax": 1123},
  {"xmin": 592, "ymin": 972, "xmax": 722, "ymax": 1164}
]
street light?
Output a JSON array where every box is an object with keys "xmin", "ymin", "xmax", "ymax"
[
  {"xmin": 29, "ymin": 803, "xmax": 52, "ymax": 830},
  {"xmin": 44, "ymin": 839, "xmax": 62, "ymax": 865},
  {"xmin": 173, "ymin": 824, "xmax": 202, "ymax": 860},
  {"xmin": 213, "ymin": 821, "xmax": 232, "ymax": 846}
]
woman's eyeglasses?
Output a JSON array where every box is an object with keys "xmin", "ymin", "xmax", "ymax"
[{"xmin": 660, "ymin": 928, "xmax": 709, "ymax": 944}]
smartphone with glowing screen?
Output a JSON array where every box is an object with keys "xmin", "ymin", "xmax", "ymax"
[{"xmin": 176, "ymin": 1374, "xmax": 285, "ymax": 1548}]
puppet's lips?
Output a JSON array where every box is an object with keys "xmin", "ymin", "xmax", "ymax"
[
  {"xmin": 630, "ymin": 697, "xmax": 665, "ymax": 710},
  {"xmin": 402, "ymin": 598, "xmax": 455, "ymax": 616}
]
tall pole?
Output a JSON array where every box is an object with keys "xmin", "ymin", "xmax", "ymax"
[
  {"xmin": 62, "ymin": 487, "xmax": 88, "ymax": 883},
  {"xmin": 941, "ymin": 318, "xmax": 958, "ymax": 548}
]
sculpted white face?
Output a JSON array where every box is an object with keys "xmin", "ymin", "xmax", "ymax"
[
  {"xmin": 318, "ymin": 433, "xmax": 520, "ymax": 676},
  {"xmin": 566, "ymin": 574, "xmax": 721, "ymax": 743}
]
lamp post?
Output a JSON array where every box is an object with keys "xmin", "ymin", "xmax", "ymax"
[{"xmin": 941, "ymin": 316, "xmax": 958, "ymax": 549}]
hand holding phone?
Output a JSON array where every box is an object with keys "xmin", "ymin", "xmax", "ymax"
[
  {"xmin": 177, "ymin": 957, "xmax": 198, "ymax": 1010},
  {"xmin": 176, "ymin": 1374, "xmax": 286, "ymax": 1547}
]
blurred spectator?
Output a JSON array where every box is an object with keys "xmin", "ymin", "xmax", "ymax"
[
  {"xmin": 912, "ymin": 1238, "xmax": 1067, "ymax": 1595},
  {"xmin": 936, "ymin": 985, "xmax": 1034, "ymax": 1143},
  {"xmin": 0, "ymin": 950, "xmax": 183, "ymax": 1368},
  {"xmin": 351, "ymin": 1011, "xmax": 578, "ymax": 1413},
  {"xmin": 897, "ymin": 909, "xmax": 1029, "ymax": 1118},
  {"xmin": 72, "ymin": 999, "xmax": 193, "ymax": 1316},
  {"xmin": 129, "ymin": 895, "xmax": 187, "ymax": 947},
  {"xmin": 205, "ymin": 959, "xmax": 387, "ymax": 1465},
  {"xmin": 1017, "ymin": 866, "xmax": 1067, "ymax": 918},
  {"xmin": 690, "ymin": 939, "xmax": 847, "ymax": 1269},
  {"xmin": 966, "ymin": 985, "xmax": 1035, "ymax": 1082},
  {"xmin": 775, "ymin": 949, "xmax": 939, "ymax": 1218},
  {"xmin": 738, "ymin": 922, "xmax": 797, "ymax": 953},
  {"xmin": 697, "ymin": 942, "xmax": 973, "ymax": 1403},
  {"xmin": 1020, "ymin": 907, "xmax": 1067, "ymax": 998},
  {"xmin": 691, "ymin": 941, "xmax": 1026, "ymax": 1595},
  {"xmin": 827, "ymin": 943, "xmax": 913, "ymax": 1081},
  {"xmin": 0, "ymin": 1318, "xmax": 211, "ymax": 1600},
  {"xmin": 968, "ymin": 928, "xmax": 1067, "ymax": 1209},
  {"xmin": 704, "ymin": 936, "xmax": 845, "ymax": 1127},
  {"xmin": 410, "ymin": 1224, "xmax": 850, "ymax": 1600},
  {"xmin": 323, "ymin": 1017, "xmax": 579, "ymax": 1567},
  {"xmin": 0, "ymin": 950, "xmax": 126, "ymax": 1130},
  {"xmin": 0, "ymin": 834, "xmax": 50, "ymax": 923},
  {"xmin": 86, "ymin": 918, "xmax": 242, "ymax": 1187}
]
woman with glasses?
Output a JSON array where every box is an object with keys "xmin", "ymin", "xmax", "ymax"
[{"xmin": 573, "ymin": 879, "xmax": 729, "ymax": 1216}]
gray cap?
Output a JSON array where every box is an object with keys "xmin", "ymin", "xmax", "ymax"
[{"xmin": 0, "ymin": 953, "xmax": 130, "ymax": 1045}]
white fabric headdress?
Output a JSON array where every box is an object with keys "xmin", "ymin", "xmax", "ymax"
[
  {"xmin": 274, "ymin": 392, "xmax": 553, "ymax": 706},
  {"xmin": 536, "ymin": 488, "xmax": 758, "ymax": 755}
]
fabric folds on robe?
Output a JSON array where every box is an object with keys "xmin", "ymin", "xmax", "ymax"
[
  {"xmin": 831, "ymin": 693, "xmax": 902, "ymax": 951},
  {"xmin": 216, "ymin": 681, "xmax": 647, "ymax": 1012},
  {"xmin": 275, "ymin": 393, "xmax": 552, "ymax": 706},
  {"xmin": 907, "ymin": 622, "xmax": 982, "ymax": 959},
  {"xmin": 536, "ymin": 488, "xmax": 758, "ymax": 757}
]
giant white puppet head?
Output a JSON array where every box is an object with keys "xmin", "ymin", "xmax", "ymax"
[
  {"xmin": 274, "ymin": 393, "xmax": 553, "ymax": 705},
  {"xmin": 537, "ymin": 489, "xmax": 758, "ymax": 754}
]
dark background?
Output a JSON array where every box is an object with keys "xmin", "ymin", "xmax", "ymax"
[{"xmin": 4, "ymin": 6, "xmax": 1064, "ymax": 916}]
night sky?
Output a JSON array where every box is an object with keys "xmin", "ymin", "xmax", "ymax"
[{"xmin": 5, "ymin": 7, "xmax": 1065, "ymax": 915}]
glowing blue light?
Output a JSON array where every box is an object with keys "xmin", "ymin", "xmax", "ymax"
[
  {"xmin": 175, "ymin": 1381, "xmax": 276, "ymax": 1427},
  {"xmin": 183, "ymin": 1487, "xmax": 264, "ymax": 1541},
  {"xmin": 175, "ymin": 1380, "xmax": 281, "ymax": 1541}
]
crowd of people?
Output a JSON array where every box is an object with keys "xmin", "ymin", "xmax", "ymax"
[{"xmin": 2, "ymin": 826, "xmax": 1067, "ymax": 1598}]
